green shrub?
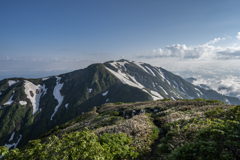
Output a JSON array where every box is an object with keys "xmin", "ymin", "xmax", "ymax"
[
  {"xmin": 114, "ymin": 102, "xmax": 124, "ymax": 105},
  {"xmin": 112, "ymin": 111, "xmax": 119, "ymax": 116},
  {"xmin": 0, "ymin": 129, "xmax": 138, "ymax": 160},
  {"xmin": 204, "ymin": 107, "xmax": 225, "ymax": 119}
]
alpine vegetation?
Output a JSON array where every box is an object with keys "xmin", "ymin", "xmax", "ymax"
[{"xmin": 0, "ymin": 60, "xmax": 240, "ymax": 159}]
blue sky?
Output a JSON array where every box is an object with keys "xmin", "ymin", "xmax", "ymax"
[{"xmin": 1, "ymin": 0, "xmax": 240, "ymax": 80}]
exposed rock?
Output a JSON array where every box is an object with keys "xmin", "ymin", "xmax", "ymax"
[
  {"xmin": 139, "ymin": 108, "xmax": 144, "ymax": 114},
  {"xmin": 122, "ymin": 111, "xmax": 125, "ymax": 117},
  {"xmin": 132, "ymin": 110, "xmax": 136, "ymax": 117}
]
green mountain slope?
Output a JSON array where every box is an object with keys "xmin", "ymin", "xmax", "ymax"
[
  {"xmin": 1, "ymin": 99, "xmax": 239, "ymax": 159},
  {"xmin": 0, "ymin": 59, "xmax": 240, "ymax": 153},
  {"xmin": 104, "ymin": 59, "xmax": 240, "ymax": 104},
  {"xmin": 0, "ymin": 63, "xmax": 151, "ymax": 149}
]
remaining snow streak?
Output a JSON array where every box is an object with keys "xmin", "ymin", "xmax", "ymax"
[
  {"xmin": 106, "ymin": 67, "xmax": 145, "ymax": 89},
  {"xmin": 42, "ymin": 77, "xmax": 50, "ymax": 81},
  {"xmin": 133, "ymin": 62, "xmax": 150, "ymax": 74},
  {"xmin": 102, "ymin": 91, "xmax": 108, "ymax": 96},
  {"xmin": 3, "ymin": 91, "xmax": 15, "ymax": 105},
  {"xmin": 5, "ymin": 135, "xmax": 22, "ymax": 149},
  {"xmin": 50, "ymin": 77, "xmax": 64, "ymax": 120},
  {"xmin": 150, "ymin": 90, "xmax": 164, "ymax": 100},
  {"xmin": 159, "ymin": 86, "xmax": 169, "ymax": 95},
  {"xmin": 9, "ymin": 132, "xmax": 15, "ymax": 141},
  {"xmin": 144, "ymin": 66, "xmax": 156, "ymax": 76}
]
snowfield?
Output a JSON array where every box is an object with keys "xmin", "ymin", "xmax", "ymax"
[
  {"xmin": 50, "ymin": 77, "xmax": 64, "ymax": 120},
  {"xmin": 106, "ymin": 67, "xmax": 145, "ymax": 89},
  {"xmin": 19, "ymin": 101, "xmax": 27, "ymax": 105},
  {"xmin": 24, "ymin": 80, "xmax": 48, "ymax": 115},
  {"xmin": 8, "ymin": 80, "xmax": 19, "ymax": 87},
  {"xmin": 3, "ymin": 91, "xmax": 15, "ymax": 105}
]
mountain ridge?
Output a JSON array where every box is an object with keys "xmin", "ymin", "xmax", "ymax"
[{"xmin": 0, "ymin": 59, "xmax": 239, "ymax": 151}]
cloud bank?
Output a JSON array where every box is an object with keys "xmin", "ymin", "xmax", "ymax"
[
  {"xmin": 192, "ymin": 75, "xmax": 240, "ymax": 99},
  {"xmin": 136, "ymin": 32, "xmax": 240, "ymax": 60}
]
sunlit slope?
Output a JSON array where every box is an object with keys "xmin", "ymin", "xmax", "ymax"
[
  {"xmin": 104, "ymin": 59, "xmax": 240, "ymax": 104},
  {"xmin": 0, "ymin": 63, "xmax": 151, "ymax": 148}
]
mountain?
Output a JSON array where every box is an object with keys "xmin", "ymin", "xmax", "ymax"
[
  {"xmin": 0, "ymin": 59, "xmax": 240, "ymax": 150},
  {"xmin": 185, "ymin": 77, "xmax": 197, "ymax": 83}
]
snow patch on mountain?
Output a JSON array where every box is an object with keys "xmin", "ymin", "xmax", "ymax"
[
  {"xmin": 150, "ymin": 91, "xmax": 164, "ymax": 100},
  {"xmin": 24, "ymin": 80, "xmax": 48, "ymax": 115},
  {"xmin": 173, "ymin": 80, "xmax": 179, "ymax": 90},
  {"xmin": 3, "ymin": 91, "xmax": 15, "ymax": 105},
  {"xmin": 5, "ymin": 135, "xmax": 22, "ymax": 149},
  {"xmin": 170, "ymin": 91, "xmax": 182, "ymax": 99},
  {"xmin": 225, "ymin": 98, "xmax": 231, "ymax": 105},
  {"xmin": 171, "ymin": 97, "xmax": 176, "ymax": 100},
  {"xmin": 159, "ymin": 86, "xmax": 168, "ymax": 95},
  {"xmin": 180, "ymin": 81, "xmax": 184, "ymax": 87},
  {"xmin": 145, "ymin": 66, "xmax": 156, "ymax": 76},
  {"xmin": 152, "ymin": 82, "xmax": 156, "ymax": 88},
  {"xmin": 106, "ymin": 67, "xmax": 145, "ymax": 89},
  {"xmin": 8, "ymin": 80, "xmax": 19, "ymax": 87},
  {"xmin": 117, "ymin": 61, "xmax": 128, "ymax": 72},
  {"xmin": 102, "ymin": 91, "xmax": 108, "ymax": 96},
  {"xmin": 105, "ymin": 98, "xmax": 109, "ymax": 104},
  {"xmin": 50, "ymin": 77, "xmax": 64, "ymax": 120},
  {"xmin": 9, "ymin": 132, "xmax": 15, "ymax": 141},
  {"xmin": 133, "ymin": 62, "xmax": 150, "ymax": 74},
  {"xmin": 65, "ymin": 103, "xmax": 68, "ymax": 109},
  {"xmin": 19, "ymin": 101, "xmax": 27, "ymax": 105},
  {"xmin": 42, "ymin": 77, "xmax": 50, "ymax": 81},
  {"xmin": 195, "ymin": 88, "xmax": 203, "ymax": 95},
  {"xmin": 89, "ymin": 88, "xmax": 92, "ymax": 93}
]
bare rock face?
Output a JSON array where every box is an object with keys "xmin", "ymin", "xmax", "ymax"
[
  {"xmin": 36, "ymin": 89, "xmax": 39, "ymax": 94},
  {"xmin": 132, "ymin": 110, "xmax": 136, "ymax": 117},
  {"xmin": 139, "ymin": 108, "xmax": 144, "ymax": 114},
  {"xmin": 30, "ymin": 91, "xmax": 34, "ymax": 97}
]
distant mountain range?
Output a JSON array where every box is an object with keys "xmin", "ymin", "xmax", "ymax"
[{"xmin": 0, "ymin": 59, "xmax": 239, "ymax": 149}]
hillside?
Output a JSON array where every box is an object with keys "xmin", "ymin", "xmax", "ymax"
[
  {"xmin": 0, "ymin": 63, "xmax": 151, "ymax": 149},
  {"xmin": 0, "ymin": 59, "xmax": 240, "ymax": 153},
  {"xmin": 1, "ymin": 99, "xmax": 239, "ymax": 159}
]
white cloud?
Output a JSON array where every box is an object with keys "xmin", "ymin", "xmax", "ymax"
[
  {"xmin": 205, "ymin": 37, "xmax": 225, "ymax": 45},
  {"xmin": 136, "ymin": 36, "xmax": 240, "ymax": 60},
  {"xmin": 192, "ymin": 75, "xmax": 240, "ymax": 99},
  {"xmin": 236, "ymin": 32, "xmax": 240, "ymax": 40}
]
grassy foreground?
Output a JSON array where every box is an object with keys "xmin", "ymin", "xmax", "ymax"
[{"xmin": 0, "ymin": 99, "xmax": 239, "ymax": 159}]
